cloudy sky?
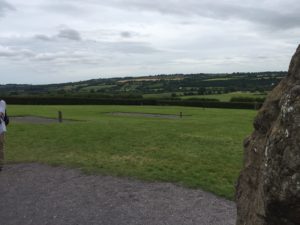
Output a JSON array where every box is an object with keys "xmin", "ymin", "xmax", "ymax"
[{"xmin": 0, "ymin": 0, "xmax": 299, "ymax": 84}]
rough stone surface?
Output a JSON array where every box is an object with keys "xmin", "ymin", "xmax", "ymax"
[{"xmin": 236, "ymin": 45, "xmax": 300, "ymax": 225}]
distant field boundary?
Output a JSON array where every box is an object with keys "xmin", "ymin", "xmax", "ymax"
[{"xmin": 3, "ymin": 97, "xmax": 263, "ymax": 110}]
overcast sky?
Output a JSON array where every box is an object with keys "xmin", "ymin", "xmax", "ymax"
[{"xmin": 0, "ymin": 0, "xmax": 299, "ymax": 84}]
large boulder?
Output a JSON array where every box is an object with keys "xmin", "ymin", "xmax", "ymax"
[{"xmin": 236, "ymin": 45, "xmax": 300, "ymax": 225}]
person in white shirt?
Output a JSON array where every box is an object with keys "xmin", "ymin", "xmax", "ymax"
[{"xmin": 0, "ymin": 100, "xmax": 7, "ymax": 171}]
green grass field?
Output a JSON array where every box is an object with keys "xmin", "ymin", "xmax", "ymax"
[
  {"xmin": 181, "ymin": 91, "xmax": 266, "ymax": 101},
  {"xmin": 5, "ymin": 105, "xmax": 256, "ymax": 199},
  {"xmin": 143, "ymin": 93, "xmax": 176, "ymax": 99}
]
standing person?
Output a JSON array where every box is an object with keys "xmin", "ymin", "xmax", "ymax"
[{"xmin": 0, "ymin": 100, "xmax": 7, "ymax": 171}]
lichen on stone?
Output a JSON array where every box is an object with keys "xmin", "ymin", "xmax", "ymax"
[{"xmin": 236, "ymin": 45, "xmax": 300, "ymax": 225}]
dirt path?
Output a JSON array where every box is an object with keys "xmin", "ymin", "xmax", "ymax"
[{"xmin": 0, "ymin": 163, "xmax": 236, "ymax": 225}]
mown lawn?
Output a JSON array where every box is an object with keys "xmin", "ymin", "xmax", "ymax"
[{"xmin": 5, "ymin": 105, "xmax": 256, "ymax": 199}]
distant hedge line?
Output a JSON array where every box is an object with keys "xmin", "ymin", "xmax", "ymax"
[{"xmin": 2, "ymin": 96, "xmax": 263, "ymax": 110}]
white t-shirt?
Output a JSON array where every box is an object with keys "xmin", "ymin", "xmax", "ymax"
[{"xmin": 0, "ymin": 100, "xmax": 7, "ymax": 133}]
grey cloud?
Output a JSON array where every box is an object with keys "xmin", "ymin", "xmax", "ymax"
[
  {"xmin": 120, "ymin": 31, "xmax": 132, "ymax": 38},
  {"xmin": 34, "ymin": 52, "xmax": 68, "ymax": 61},
  {"xmin": 33, "ymin": 30, "xmax": 158, "ymax": 54},
  {"xmin": 33, "ymin": 50, "xmax": 110, "ymax": 66},
  {"xmin": 0, "ymin": 0, "xmax": 15, "ymax": 17},
  {"xmin": 256, "ymin": 56, "xmax": 269, "ymax": 59},
  {"xmin": 41, "ymin": 3, "xmax": 86, "ymax": 15},
  {"xmin": 34, "ymin": 28, "xmax": 82, "ymax": 42},
  {"xmin": 0, "ymin": 45, "xmax": 34, "ymax": 58},
  {"xmin": 34, "ymin": 52, "xmax": 89, "ymax": 65},
  {"xmin": 194, "ymin": 2, "xmax": 300, "ymax": 30},
  {"xmin": 76, "ymin": 0, "xmax": 300, "ymax": 30},
  {"xmin": 57, "ymin": 28, "xmax": 82, "ymax": 41},
  {"xmin": 34, "ymin": 34, "xmax": 53, "ymax": 41},
  {"xmin": 153, "ymin": 1, "xmax": 298, "ymax": 29},
  {"xmin": 0, "ymin": 45, "xmax": 96, "ymax": 65},
  {"xmin": 0, "ymin": 38, "xmax": 159, "ymax": 68},
  {"xmin": 104, "ymin": 41, "xmax": 160, "ymax": 54}
]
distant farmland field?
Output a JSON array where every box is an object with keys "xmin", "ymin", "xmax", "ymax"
[
  {"xmin": 6, "ymin": 105, "xmax": 256, "ymax": 199},
  {"xmin": 181, "ymin": 91, "xmax": 267, "ymax": 102},
  {"xmin": 143, "ymin": 91, "xmax": 267, "ymax": 102}
]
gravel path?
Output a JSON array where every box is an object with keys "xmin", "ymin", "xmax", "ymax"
[{"xmin": 0, "ymin": 163, "xmax": 236, "ymax": 225}]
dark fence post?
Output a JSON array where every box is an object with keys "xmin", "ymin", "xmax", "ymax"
[
  {"xmin": 180, "ymin": 112, "xmax": 182, "ymax": 118},
  {"xmin": 58, "ymin": 111, "xmax": 63, "ymax": 123}
]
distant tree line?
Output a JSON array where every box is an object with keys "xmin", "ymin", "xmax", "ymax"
[{"xmin": 0, "ymin": 71, "xmax": 285, "ymax": 98}]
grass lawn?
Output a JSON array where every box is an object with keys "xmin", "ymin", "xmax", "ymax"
[{"xmin": 5, "ymin": 105, "xmax": 256, "ymax": 199}]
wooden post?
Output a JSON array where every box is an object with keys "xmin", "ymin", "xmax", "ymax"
[
  {"xmin": 180, "ymin": 112, "xmax": 182, "ymax": 118},
  {"xmin": 58, "ymin": 111, "xmax": 63, "ymax": 123},
  {"xmin": 254, "ymin": 102, "xmax": 258, "ymax": 110}
]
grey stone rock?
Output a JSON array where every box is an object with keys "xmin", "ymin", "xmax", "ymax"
[{"xmin": 236, "ymin": 45, "xmax": 300, "ymax": 225}]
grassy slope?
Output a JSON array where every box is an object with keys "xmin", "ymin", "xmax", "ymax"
[
  {"xmin": 5, "ymin": 105, "xmax": 256, "ymax": 199},
  {"xmin": 143, "ymin": 93, "xmax": 174, "ymax": 99},
  {"xmin": 181, "ymin": 91, "xmax": 266, "ymax": 101},
  {"xmin": 143, "ymin": 91, "xmax": 266, "ymax": 101}
]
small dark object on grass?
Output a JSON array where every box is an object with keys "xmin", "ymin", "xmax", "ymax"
[{"xmin": 58, "ymin": 111, "xmax": 63, "ymax": 123}]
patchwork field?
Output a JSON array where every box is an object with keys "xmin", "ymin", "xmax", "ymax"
[
  {"xmin": 5, "ymin": 105, "xmax": 256, "ymax": 199},
  {"xmin": 143, "ymin": 91, "xmax": 267, "ymax": 102}
]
